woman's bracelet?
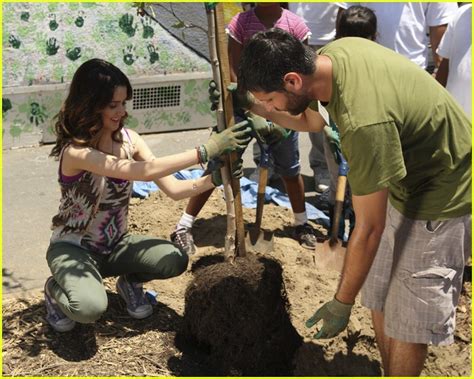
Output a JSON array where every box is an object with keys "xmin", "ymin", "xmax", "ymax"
[{"xmin": 196, "ymin": 145, "xmax": 208, "ymax": 166}]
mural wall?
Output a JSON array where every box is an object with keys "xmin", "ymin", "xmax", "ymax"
[{"xmin": 2, "ymin": 2, "xmax": 214, "ymax": 148}]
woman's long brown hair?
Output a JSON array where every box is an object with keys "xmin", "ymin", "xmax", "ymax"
[{"xmin": 50, "ymin": 58, "xmax": 133, "ymax": 158}]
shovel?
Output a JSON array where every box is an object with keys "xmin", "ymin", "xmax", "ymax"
[
  {"xmin": 314, "ymin": 151, "xmax": 349, "ymax": 272},
  {"xmin": 246, "ymin": 141, "xmax": 274, "ymax": 253}
]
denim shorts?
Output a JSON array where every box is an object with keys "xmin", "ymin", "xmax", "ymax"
[
  {"xmin": 361, "ymin": 203, "xmax": 471, "ymax": 346},
  {"xmin": 253, "ymin": 130, "xmax": 301, "ymax": 177}
]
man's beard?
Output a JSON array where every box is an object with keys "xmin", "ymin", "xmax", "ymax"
[{"xmin": 285, "ymin": 91, "xmax": 311, "ymax": 116}]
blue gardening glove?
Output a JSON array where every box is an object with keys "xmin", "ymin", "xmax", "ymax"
[
  {"xmin": 323, "ymin": 123, "xmax": 342, "ymax": 165},
  {"xmin": 209, "ymin": 157, "xmax": 244, "ymax": 187},
  {"xmin": 246, "ymin": 112, "xmax": 290, "ymax": 146},
  {"xmin": 305, "ymin": 297, "xmax": 353, "ymax": 339},
  {"xmin": 201, "ymin": 120, "xmax": 251, "ymax": 162}
]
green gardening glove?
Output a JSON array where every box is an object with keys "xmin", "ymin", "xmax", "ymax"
[
  {"xmin": 305, "ymin": 297, "xmax": 353, "ymax": 339},
  {"xmin": 323, "ymin": 123, "xmax": 342, "ymax": 165},
  {"xmin": 210, "ymin": 157, "xmax": 244, "ymax": 187},
  {"xmin": 246, "ymin": 112, "xmax": 291, "ymax": 146},
  {"xmin": 201, "ymin": 120, "xmax": 251, "ymax": 162},
  {"xmin": 227, "ymin": 82, "xmax": 255, "ymax": 110}
]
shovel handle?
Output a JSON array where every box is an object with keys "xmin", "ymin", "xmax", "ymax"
[
  {"xmin": 330, "ymin": 175, "xmax": 347, "ymax": 240},
  {"xmin": 255, "ymin": 166, "xmax": 268, "ymax": 231}
]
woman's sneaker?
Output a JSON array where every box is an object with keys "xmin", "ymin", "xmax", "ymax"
[
  {"xmin": 44, "ymin": 277, "xmax": 76, "ymax": 332},
  {"xmin": 116, "ymin": 275, "xmax": 153, "ymax": 319}
]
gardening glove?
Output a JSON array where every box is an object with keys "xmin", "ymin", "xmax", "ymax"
[
  {"xmin": 227, "ymin": 82, "xmax": 255, "ymax": 110},
  {"xmin": 305, "ymin": 297, "xmax": 353, "ymax": 339},
  {"xmin": 246, "ymin": 112, "xmax": 291, "ymax": 146},
  {"xmin": 323, "ymin": 123, "xmax": 342, "ymax": 165},
  {"xmin": 200, "ymin": 120, "xmax": 251, "ymax": 162},
  {"xmin": 210, "ymin": 157, "xmax": 244, "ymax": 187}
]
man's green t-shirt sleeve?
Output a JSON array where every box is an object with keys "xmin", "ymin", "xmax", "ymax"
[{"xmin": 343, "ymin": 122, "xmax": 407, "ymax": 196}]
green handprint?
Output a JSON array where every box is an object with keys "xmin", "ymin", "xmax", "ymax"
[
  {"xmin": 123, "ymin": 45, "xmax": 137, "ymax": 66},
  {"xmin": 75, "ymin": 12, "xmax": 84, "ymax": 27},
  {"xmin": 46, "ymin": 37, "xmax": 59, "ymax": 56},
  {"xmin": 119, "ymin": 14, "xmax": 137, "ymax": 37},
  {"xmin": 8, "ymin": 35, "xmax": 21, "ymax": 49},
  {"xmin": 20, "ymin": 12, "xmax": 29, "ymax": 22},
  {"xmin": 29, "ymin": 102, "xmax": 48, "ymax": 126},
  {"xmin": 147, "ymin": 44, "xmax": 159, "ymax": 64},
  {"xmin": 3, "ymin": 98, "xmax": 12, "ymax": 118},
  {"xmin": 66, "ymin": 47, "xmax": 82, "ymax": 61},
  {"xmin": 141, "ymin": 17, "xmax": 154, "ymax": 39},
  {"xmin": 49, "ymin": 14, "xmax": 58, "ymax": 31}
]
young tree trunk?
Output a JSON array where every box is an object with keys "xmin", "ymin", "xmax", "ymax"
[{"xmin": 205, "ymin": 4, "xmax": 247, "ymax": 258}]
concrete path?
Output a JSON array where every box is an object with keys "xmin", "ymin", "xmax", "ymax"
[{"xmin": 2, "ymin": 128, "xmax": 316, "ymax": 296}]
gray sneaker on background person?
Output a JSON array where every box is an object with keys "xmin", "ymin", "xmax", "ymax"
[
  {"xmin": 170, "ymin": 227, "xmax": 197, "ymax": 256},
  {"xmin": 294, "ymin": 223, "xmax": 318, "ymax": 249},
  {"xmin": 116, "ymin": 275, "xmax": 153, "ymax": 319},
  {"xmin": 44, "ymin": 276, "xmax": 76, "ymax": 332}
]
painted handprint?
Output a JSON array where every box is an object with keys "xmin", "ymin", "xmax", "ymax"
[
  {"xmin": 119, "ymin": 14, "xmax": 137, "ymax": 37},
  {"xmin": 3, "ymin": 98, "xmax": 12, "ymax": 118},
  {"xmin": 75, "ymin": 12, "xmax": 85, "ymax": 27},
  {"xmin": 123, "ymin": 45, "xmax": 137, "ymax": 66},
  {"xmin": 46, "ymin": 37, "xmax": 60, "ymax": 56},
  {"xmin": 66, "ymin": 47, "xmax": 82, "ymax": 61},
  {"xmin": 29, "ymin": 102, "xmax": 47, "ymax": 126},
  {"xmin": 49, "ymin": 14, "xmax": 58, "ymax": 31},
  {"xmin": 147, "ymin": 44, "xmax": 159, "ymax": 64},
  {"xmin": 8, "ymin": 35, "xmax": 21, "ymax": 49},
  {"xmin": 141, "ymin": 17, "xmax": 154, "ymax": 39}
]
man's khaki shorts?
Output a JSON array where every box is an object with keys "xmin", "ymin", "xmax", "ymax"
[{"xmin": 361, "ymin": 203, "xmax": 471, "ymax": 346}]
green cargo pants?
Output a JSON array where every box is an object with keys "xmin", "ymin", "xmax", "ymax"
[{"xmin": 46, "ymin": 234, "xmax": 188, "ymax": 323}]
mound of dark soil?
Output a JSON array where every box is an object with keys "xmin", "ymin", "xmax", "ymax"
[{"xmin": 182, "ymin": 253, "xmax": 302, "ymax": 376}]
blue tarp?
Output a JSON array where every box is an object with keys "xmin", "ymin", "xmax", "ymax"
[{"xmin": 133, "ymin": 169, "xmax": 330, "ymax": 227}]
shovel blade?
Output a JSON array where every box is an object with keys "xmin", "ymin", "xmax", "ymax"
[
  {"xmin": 245, "ymin": 228, "xmax": 274, "ymax": 253},
  {"xmin": 314, "ymin": 238, "xmax": 346, "ymax": 272}
]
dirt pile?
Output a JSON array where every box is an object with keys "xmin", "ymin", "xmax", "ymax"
[{"xmin": 182, "ymin": 253, "xmax": 302, "ymax": 376}]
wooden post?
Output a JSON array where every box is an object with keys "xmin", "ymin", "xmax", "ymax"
[
  {"xmin": 214, "ymin": 4, "xmax": 247, "ymax": 257},
  {"xmin": 205, "ymin": 4, "xmax": 237, "ymax": 257}
]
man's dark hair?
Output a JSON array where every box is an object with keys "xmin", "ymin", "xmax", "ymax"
[
  {"xmin": 238, "ymin": 28, "xmax": 316, "ymax": 93},
  {"xmin": 336, "ymin": 6, "xmax": 377, "ymax": 41}
]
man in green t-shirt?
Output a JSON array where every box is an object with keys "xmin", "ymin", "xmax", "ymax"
[{"xmin": 238, "ymin": 28, "xmax": 471, "ymax": 376}]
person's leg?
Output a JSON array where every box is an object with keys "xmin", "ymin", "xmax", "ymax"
[
  {"xmin": 273, "ymin": 130, "xmax": 316, "ymax": 249},
  {"xmin": 360, "ymin": 205, "xmax": 394, "ymax": 372},
  {"xmin": 103, "ymin": 234, "xmax": 189, "ymax": 318},
  {"xmin": 308, "ymin": 131, "xmax": 329, "ymax": 192},
  {"xmin": 281, "ymin": 174, "xmax": 305, "ymax": 214},
  {"xmin": 382, "ymin": 210, "xmax": 471, "ymax": 375},
  {"xmin": 103, "ymin": 234, "xmax": 189, "ymax": 282},
  {"xmin": 172, "ymin": 187, "xmax": 214, "ymax": 256},
  {"xmin": 46, "ymin": 242, "xmax": 108, "ymax": 324},
  {"xmin": 371, "ymin": 310, "xmax": 391, "ymax": 375},
  {"xmin": 387, "ymin": 340, "xmax": 427, "ymax": 376},
  {"xmin": 322, "ymin": 132, "xmax": 339, "ymax": 204}
]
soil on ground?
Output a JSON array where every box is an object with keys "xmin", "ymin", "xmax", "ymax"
[{"xmin": 2, "ymin": 190, "xmax": 472, "ymax": 376}]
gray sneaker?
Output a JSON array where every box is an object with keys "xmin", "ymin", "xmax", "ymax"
[
  {"xmin": 116, "ymin": 275, "xmax": 153, "ymax": 319},
  {"xmin": 170, "ymin": 227, "xmax": 196, "ymax": 255},
  {"xmin": 294, "ymin": 223, "xmax": 318, "ymax": 249},
  {"xmin": 44, "ymin": 277, "xmax": 76, "ymax": 332}
]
